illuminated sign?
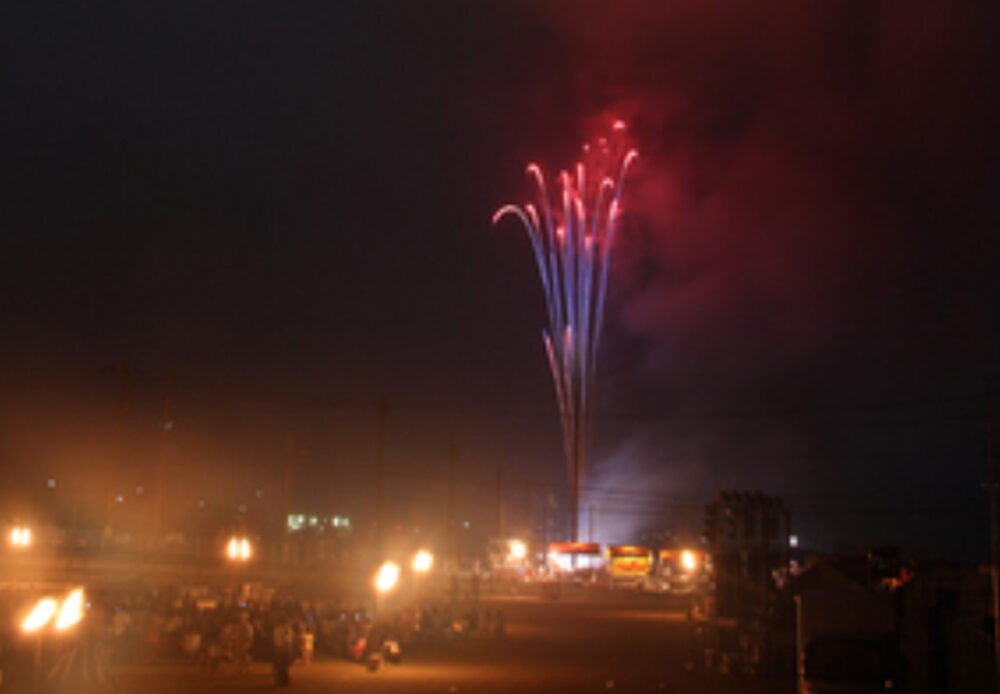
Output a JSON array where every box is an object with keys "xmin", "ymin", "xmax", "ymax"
[{"xmin": 548, "ymin": 541, "xmax": 601, "ymax": 556}]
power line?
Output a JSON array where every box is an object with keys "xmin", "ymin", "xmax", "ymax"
[{"xmin": 2, "ymin": 370, "xmax": 989, "ymax": 427}]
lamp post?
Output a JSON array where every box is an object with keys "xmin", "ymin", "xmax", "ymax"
[
  {"xmin": 22, "ymin": 598, "xmax": 56, "ymax": 694},
  {"xmin": 411, "ymin": 549, "xmax": 434, "ymax": 601},
  {"xmin": 508, "ymin": 539, "xmax": 527, "ymax": 562},
  {"xmin": 412, "ymin": 549, "xmax": 434, "ymax": 574},
  {"xmin": 374, "ymin": 561, "xmax": 400, "ymax": 619},
  {"xmin": 20, "ymin": 588, "xmax": 85, "ymax": 693},
  {"xmin": 225, "ymin": 535, "xmax": 253, "ymax": 598},
  {"xmin": 10, "ymin": 525, "xmax": 33, "ymax": 549},
  {"xmin": 8, "ymin": 524, "xmax": 33, "ymax": 591},
  {"xmin": 226, "ymin": 535, "xmax": 253, "ymax": 562}
]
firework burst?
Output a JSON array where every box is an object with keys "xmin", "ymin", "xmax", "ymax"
[{"xmin": 494, "ymin": 122, "xmax": 638, "ymax": 540}]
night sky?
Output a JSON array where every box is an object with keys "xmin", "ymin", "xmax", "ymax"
[{"xmin": 2, "ymin": 1, "xmax": 999, "ymax": 559}]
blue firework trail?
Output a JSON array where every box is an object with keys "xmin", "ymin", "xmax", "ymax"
[{"xmin": 494, "ymin": 122, "xmax": 638, "ymax": 539}]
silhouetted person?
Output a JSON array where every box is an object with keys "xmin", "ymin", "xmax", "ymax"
[{"xmin": 272, "ymin": 619, "xmax": 294, "ymax": 687}]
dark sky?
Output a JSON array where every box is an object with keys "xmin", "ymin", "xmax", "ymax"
[{"xmin": 2, "ymin": 1, "xmax": 999, "ymax": 558}]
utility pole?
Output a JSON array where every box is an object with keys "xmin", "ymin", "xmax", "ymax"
[
  {"xmin": 153, "ymin": 373, "xmax": 173, "ymax": 543},
  {"xmin": 281, "ymin": 434, "xmax": 313, "ymax": 564},
  {"xmin": 783, "ymin": 507, "xmax": 793, "ymax": 580},
  {"xmin": 760, "ymin": 500, "xmax": 772, "ymax": 676},
  {"xmin": 105, "ymin": 359, "xmax": 132, "ymax": 550},
  {"xmin": 571, "ymin": 427, "xmax": 581, "ymax": 542},
  {"xmin": 283, "ymin": 432, "xmax": 295, "ymax": 562},
  {"xmin": 588, "ymin": 504, "xmax": 596, "ymax": 542},
  {"xmin": 986, "ymin": 397, "xmax": 1000, "ymax": 694},
  {"xmin": 542, "ymin": 493, "xmax": 551, "ymax": 554},
  {"xmin": 447, "ymin": 442, "xmax": 457, "ymax": 562},
  {"xmin": 524, "ymin": 479, "xmax": 532, "ymax": 541},
  {"xmin": 496, "ymin": 466, "xmax": 505, "ymax": 539},
  {"xmin": 284, "ymin": 432, "xmax": 295, "ymax": 523},
  {"xmin": 375, "ymin": 395, "xmax": 387, "ymax": 553}
]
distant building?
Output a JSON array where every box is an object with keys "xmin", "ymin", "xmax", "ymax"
[{"xmin": 285, "ymin": 512, "xmax": 351, "ymax": 536}]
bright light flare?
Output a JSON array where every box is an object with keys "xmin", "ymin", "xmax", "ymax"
[
  {"xmin": 548, "ymin": 551, "xmax": 572, "ymax": 572},
  {"xmin": 375, "ymin": 561, "xmax": 401, "ymax": 594},
  {"xmin": 680, "ymin": 550, "xmax": 698, "ymax": 572},
  {"xmin": 55, "ymin": 588, "xmax": 84, "ymax": 631},
  {"xmin": 412, "ymin": 549, "xmax": 434, "ymax": 574},
  {"xmin": 22, "ymin": 598, "xmax": 58, "ymax": 633},
  {"xmin": 10, "ymin": 526, "xmax": 32, "ymax": 548},
  {"xmin": 226, "ymin": 535, "xmax": 252, "ymax": 561},
  {"xmin": 508, "ymin": 539, "xmax": 528, "ymax": 561}
]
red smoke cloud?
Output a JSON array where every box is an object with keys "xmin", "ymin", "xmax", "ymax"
[{"xmin": 537, "ymin": 0, "xmax": 998, "ymax": 397}]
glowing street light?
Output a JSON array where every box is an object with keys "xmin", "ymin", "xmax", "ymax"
[
  {"xmin": 22, "ymin": 597, "xmax": 58, "ymax": 694},
  {"xmin": 226, "ymin": 535, "xmax": 253, "ymax": 562},
  {"xmin": 10, "ymin": 525, "xmax": 32, "ymax": 548},
  {"xmin": 21, "ymin": 598, "xmax": 58, "ymax": 634},
  {"xmin": 21, "ymin": 589, "xmax": 87, "ymax": 634},
  {"xmin": 21, "ymin": 588, "xmax": 84, "ymax": 692},
  {"xmin": 55, "ymin": 588, "xmax": 84, "ymax": 631},
  {"xmin": 508, "ymin": 539, "xmax": 528, "ymax": 561},
  {"xmin": 412, "ymin": 549, "xmax": 434, "ymax": 574},
  {"xmin": 680, "ymin": 549, "xmax": 698, "ymax": 572},
  {"xmin": 374, "ymin": 561, "xmax": 400, "ymax": 594},
  {"xmin": 20, "ymin": 589, "xmax": 85, "ymax": 694}
]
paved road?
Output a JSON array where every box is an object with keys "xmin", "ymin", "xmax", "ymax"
[{"xmin": 116, "ymin": 590, "xmax": 793, "ymax": 693}]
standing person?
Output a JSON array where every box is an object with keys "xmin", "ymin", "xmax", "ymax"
[
  {"xmin": 449, "ymin": 573, "xmax": 459, "ymax": 604},
  {"xmin": 235, "ymin": 612, "xmax": 254, "ymax": 673},
  {"xmin": 493, "ymin": 609, "xmax": 506, "ymax": 639},
  {"xmin": 272, "ymin": 618, "xmax": 294, "ymax": 687},
  {"xmin": 470, "ymin": 571, "xmax": 480, "ymax": 604}
]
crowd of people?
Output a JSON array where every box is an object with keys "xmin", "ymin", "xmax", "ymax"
[{"xmin": 1, "ymin": 579, "xmax": 507, "ymax": 689}]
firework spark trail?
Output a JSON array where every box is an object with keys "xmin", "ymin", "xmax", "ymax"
[{"xmin": 493, "ymin": 124, "xmax": 637, "ymax": 539}]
